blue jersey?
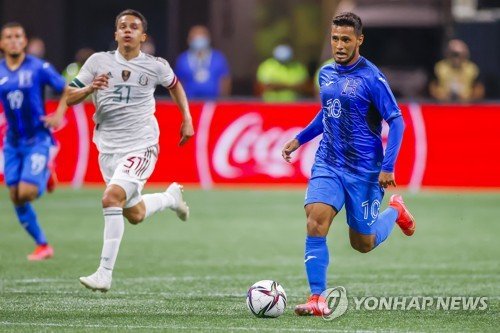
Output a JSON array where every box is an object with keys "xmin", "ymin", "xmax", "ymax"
[
  {"xmin": 175, "ymin": 49, "xmax": 229, "ymax": 99},
  {"xmin": 0, "ymin": 55, "xmax": 66, "ymax": 145},
  {"xmin": 315, "ymin": 57, "xmax": 402, "ymax": 180}
]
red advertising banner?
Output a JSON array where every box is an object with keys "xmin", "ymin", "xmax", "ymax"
[{"xmin": 1, "ymin": 102, "xmax": 499, "ymax": 188}]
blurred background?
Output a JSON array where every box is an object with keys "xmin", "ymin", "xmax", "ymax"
[{"xmin": 1, "ymin": 0, "xmax": 500, "ymax": 100}]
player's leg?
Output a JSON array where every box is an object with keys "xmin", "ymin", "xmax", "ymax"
[
  {"xmin": 389, "ymin": 194, "xmax": 416, "ymax": 236},
  {"xmin": 295, "ymin": 165, "xmax": 345, "ymax": 316},
  {"xmin": 348, "ymin": 209, "xmax": 399, "ymax": 253},
  {"xmin": 79, "ymin": 183, "xmax": 126, "ymax": 292},
  {"xmin": 344, "ymin": 174, "xmax": 400, "ymax": 253},
  {"xmin": 10, "ymin": 183, "xmax": 49, "ymax": 251},
  {"xmin": 304, "ymin": 203, "xmax": 336, "ymax": 296},
  {"xmin": 79, "ymin": 151, "xmax": 127, "ymax": 292},
  {"xmin": 119, "ymin": 146, "xmax": 188, "ymax": 224},
  {"xmin": 6, "ymin": 141, "xmax": 54, "ymax": 260},
  {"xmin": 348, "ymin": 199, "xmax": 414, "ymax": 252},
  {"xmin": 80, "ymin": 146, "xmax": 186, "ymax": 292},
  {"xmin": 46, "ymin": 142, "xmax": 60, "ymax": 193},
  {"xmin": 122, "ymin": 182, "xmax": 188, "ymax": 224}
]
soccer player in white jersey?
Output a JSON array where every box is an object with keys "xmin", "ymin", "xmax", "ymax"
[{"xmin": 66, "ymin": 9, "xmax": 195, "ymax": 292}]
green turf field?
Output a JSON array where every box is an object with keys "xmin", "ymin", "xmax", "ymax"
[{"xmin": 0, "ymin": 187, "xmax": 498, "ymax": 332}]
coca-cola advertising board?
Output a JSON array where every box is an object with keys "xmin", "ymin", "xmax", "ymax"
[{"xmin": 0, "ymin": 101, "xmax": 499, "ymax": 189}]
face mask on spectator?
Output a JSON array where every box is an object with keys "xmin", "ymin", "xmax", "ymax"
[
  {"xmin": 273, "ymin": 45, "xmax": 293, "ymax": 63},
  {"xmin": 190, "ymin": 36, "xmax": 210, "ymax": 52}
]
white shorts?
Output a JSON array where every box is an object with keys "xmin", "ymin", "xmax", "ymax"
[{"xmin": 98, "ymin": 145, "xmax": 159, "ymax": 208}]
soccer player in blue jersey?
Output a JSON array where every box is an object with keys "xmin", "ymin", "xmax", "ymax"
[
  {"xmin": 281, "ymin": 12, "xmax": 416, "ymax": 316},
  {"xmin": 0, "ymin": 22, "xmax": 68, "ymax": 261}
]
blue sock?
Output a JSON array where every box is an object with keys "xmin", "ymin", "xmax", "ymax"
[
  {"xmin": 373, "ymin": 207, "xmax": 398, "ymax": 248},
  {"xmin": 305, "ymin": 236, "xmax": 329, "ymax": 295},
  {"xmin": 14, "ymin": 203, "xmax": 47, "ymax": 245}
]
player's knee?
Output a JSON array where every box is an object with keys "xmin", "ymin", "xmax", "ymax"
[
  {"xmin": 306, "ymin": 218, "xmax": 328, "ymax": 236},
  {"xmin": 102, "ymin": 190, "xmax": 125, "ymax": 208},
  {"xmin": 9, "ymin": 190, "xmax": 20, "ymax": 205},
  {"xmin": 17, "ymin": 189, "xmax": 38, "ymax": 204},
  {"xmin": 351, "ymin": 241, "xmax": 373, "ymax": 253},
  {"xmin": 125, "ymin": 211, "xmax": 145, "ymax": 225}
]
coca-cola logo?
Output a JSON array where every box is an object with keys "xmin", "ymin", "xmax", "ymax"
[
  {"xmin": 196, "ymin": 105, "xmax": 323, "ymax": 187},
  {"xmin": 212, "ymin": 112, "xmax": 307, "ymax": 178},
  {"xmin": 196, "ymin": 103, "xmax": 424, "ymax": 188}
]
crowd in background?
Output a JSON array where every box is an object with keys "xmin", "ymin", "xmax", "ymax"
[{"xmin": 1, "ymin": 24, "xmax": 486, "ymax": 103}]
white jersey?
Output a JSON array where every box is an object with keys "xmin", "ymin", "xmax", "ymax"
[{"xmin": 72, "ymin": 50, "xmax": 177, "ymax": 153}]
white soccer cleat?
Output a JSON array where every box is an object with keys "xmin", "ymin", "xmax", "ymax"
[
  {"xmin": 166, "ymin": 182, "xmax": 190, "ymax": 221},
  {"xmin": 79, "ymin": 269, "xmax": 112, "ymax": 292}
]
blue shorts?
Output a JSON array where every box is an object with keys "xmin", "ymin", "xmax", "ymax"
[
  {"xmin": 3, "ymin": 137, "xmax": 51, "ymax": 196},
  {"xmin": 305, "ymin": 162, "xmax": 384, "ymax": 235}
]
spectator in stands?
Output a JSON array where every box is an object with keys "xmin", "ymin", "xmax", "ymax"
[
  {"xmin": 429, "ymin": 39, "xmax": 484, "ymax": 102},
  {"xmin": 27, "ymin": 37, "xmax": 45, "ymax": 58},
  {"xmin": 62, "ymin": 48, "xmax": 95, "ymax": 83},
  {"xmin": 175, "ymin": 25, "xmax": 231, "ymax": 99},
  {"xmin": 256, "ymin": 43, "xmax": 309, "ymax": 102}
]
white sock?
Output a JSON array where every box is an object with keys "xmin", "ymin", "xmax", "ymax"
[
  {"xmin": 143, "ymin": 192, "xmax": 175, "ymax": 219},
  {"xmin": 99, "ymin": 207, "xmax": 124, "ymax": 272}
]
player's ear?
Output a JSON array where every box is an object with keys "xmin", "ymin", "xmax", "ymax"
[
  {"xmin": 140, "ymin": 33, "xmax": 147, "ymax": 43},
  {"xmin": 358, "ymin": 34, "xmax": 364, "ymax": 46}
]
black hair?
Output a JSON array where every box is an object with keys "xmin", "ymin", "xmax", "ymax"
[
  {"xmin": 332, "ymin": 12, "xmax": 363, "ymax": 35},
  {"xmin": 1, "ymin": 22, "xmax": 25, "ymax": 36},
  {"xmin": 115, "ymin": 9, "xmax": 148, "ymax": 33}
]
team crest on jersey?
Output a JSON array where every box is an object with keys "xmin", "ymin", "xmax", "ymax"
[
  {"xmin": 18, "ymin": 71, "xmax": 33, "ymax": 88},
  {"xmin": 122, "ymin": 70, "xmax": 131, "ymax": 81},
  {"xmin": 138, "ymin": 73, "xmax": 149, "ymax": 86},
  {"xmin": 341, "ymin": 78, "xmax": 360, "ymax": 97}
]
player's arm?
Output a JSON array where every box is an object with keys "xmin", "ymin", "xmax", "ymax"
[
  {"xmin": 370, "ymin": 73, "xmax": 405, "ymax": 188},
  {"xmin": 167, "ymin": 80, "xmax": 194, "ymax": 146},
  {"xmin": 37, "ymin": 61, "xmax": 72, "ymax": 128},
  {"xmin": 42, "ymin": 87, "xmax": 70, "ymax": 129},
  {"xmin": 281, "ymin": 110, "xmax": 323, "ymax": 163},
  {"xmin": 67, "ymin": 74, "xmax": 108, "ymax": 106},
  {"xmin": 379, "ymin": 116, "xmax": 405, "ymax": 188}
]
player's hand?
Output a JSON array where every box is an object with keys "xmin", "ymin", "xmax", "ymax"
[
  {"xmin": 281, "ymin": 138, "xmax": 300, "ymax": 163},
  {"xmin": 179, "ymin": 119, "xmax": 194, "ymax": 146},
  {"xmin": 41, "ymin": 113, "xmax": 63, "ymax": 129},
  {"xmin": 90, "ymin": 74, "xmax": 109, "ymax": 91},
  {"xmin": 379, "ymin": 171, "xmax": 397, "ymax": 188}
]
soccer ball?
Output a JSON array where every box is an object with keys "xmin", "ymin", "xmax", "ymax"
[{"xmin": 246, "ymin": 280, "xmax": 287, "ymax": 318}]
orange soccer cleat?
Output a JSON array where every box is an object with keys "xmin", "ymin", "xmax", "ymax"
[
  {"xmin": 27, "ymin": 244, "xmax": 54, "ymax": 261},
  {"xmin": 294, "ymin": 294, "xmax": 332, "ymax": 316},
  {"xmin": 389, "ymin": 194, "xmax": 416, "ymax": 236}
]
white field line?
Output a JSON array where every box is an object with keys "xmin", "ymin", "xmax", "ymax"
[
  {"xmin": 5, "ymin": 272, "xmax": 499, "ymax": 285},
  {"xmin": 0, "ymin": 322, "xmax": 362, "ymax": 333},
  {"xmin": 3, "ymin": 289, "xmax": 498, "ymax": 300},
  {"xmin": 3, "ymin": 289, "xmax": 245, "ymax": 297}
]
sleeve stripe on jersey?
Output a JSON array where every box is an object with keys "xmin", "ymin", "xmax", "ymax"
[
  {"xmin": 70, "ymin": 78, "xmax": 85, "ymax": 88},
  {"xmin": 167, "ymin": 76, "xmax": 178, "ymax": 89}
]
